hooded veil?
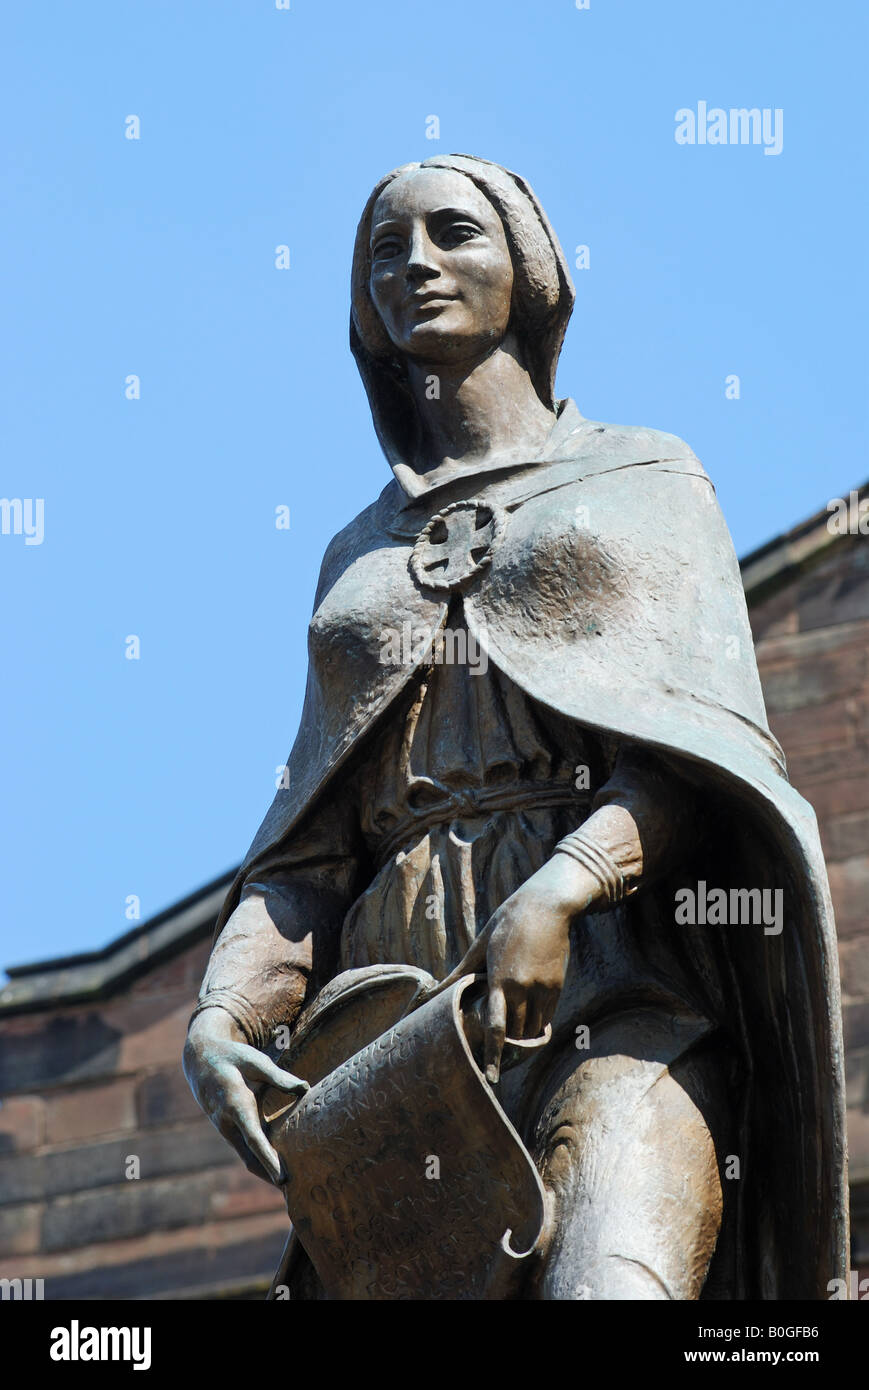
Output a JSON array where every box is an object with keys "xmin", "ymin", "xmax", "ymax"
[{"xmin": 349, "ymin": 154, "xmax": 576, "ymax": 495}]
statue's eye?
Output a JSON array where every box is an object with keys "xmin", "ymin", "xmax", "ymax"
[
  {"xmin": 439, "ymin": 222, "xmax": 481, "ymax": 248},
  {"xmin": 371, "ymin": 238, "xmax": 403, "ymax": 262}
]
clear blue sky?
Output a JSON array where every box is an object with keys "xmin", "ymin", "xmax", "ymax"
[{"xmin": 2, "ymin": 0, "xmax": 866, "ymax": 971}]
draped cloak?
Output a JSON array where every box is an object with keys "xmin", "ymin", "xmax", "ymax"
[{"xmin": 214, "ymin": 400, "xmax": 848, "ymax": 1299}]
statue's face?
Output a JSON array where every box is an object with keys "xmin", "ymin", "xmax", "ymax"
[{"xmin": 368, "ymin": 168, "xmax": 514, "ymax": 365}]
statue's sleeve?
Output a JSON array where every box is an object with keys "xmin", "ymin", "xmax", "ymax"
[
  {"xmin": 558, "ymin": 742, "xmax": 704, "ymax": 903},
  {"xmin": 194, "ymin": 787, "xmax": 368, "ymax": 1049}
]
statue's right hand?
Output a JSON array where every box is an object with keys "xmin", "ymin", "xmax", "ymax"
[{"xmin": 183, "ymin": 1008, "xmax": 308, "ymax": 1186}]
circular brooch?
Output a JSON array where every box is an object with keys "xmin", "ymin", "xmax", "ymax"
[{"xmin": 410, "ymin": 499, "xmax": 506, "ymax": 594}]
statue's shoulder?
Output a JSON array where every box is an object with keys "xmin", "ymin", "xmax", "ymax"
[
  {"xmin": 313, "ymin": 480, "xmax": 398, "ymax": 605},
  {"xmin": 575, "ymin": 417, "xmax": 706, "ymax": 472}
]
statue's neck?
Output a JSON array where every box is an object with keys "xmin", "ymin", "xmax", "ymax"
[{"xmin": 405, "ymin": 338, "xmax": 557, "ymax": 476}]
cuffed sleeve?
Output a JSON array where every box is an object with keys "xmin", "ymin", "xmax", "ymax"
[
  {"xmin": 554, "ymin": 743, "xmax": 703, "ymax": 907},
  {"xmin": 195, "ymin": 789, "xmax": 367, "ymax": 1049}
]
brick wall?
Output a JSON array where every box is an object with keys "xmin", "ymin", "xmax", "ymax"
[
  {"xmin": 748, "ymin": 527, "xmax": 869, "ymax": 1270},
  {"xmin": 0, "ymin": 937, "xmax": 287, "ymax": 1299}
]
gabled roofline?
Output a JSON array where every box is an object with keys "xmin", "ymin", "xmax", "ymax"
[
  {"xmin": 0, "ymin": 869, "xmax": 237, "ymax": 1016},
  {"xmin": 740, "ymin": 480, "xmax": 868, "ymax": 604}
]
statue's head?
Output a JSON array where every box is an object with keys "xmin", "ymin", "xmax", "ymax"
[{"xmin": 351, "ymin": 154, "xmax": 575, "ymax": 471}]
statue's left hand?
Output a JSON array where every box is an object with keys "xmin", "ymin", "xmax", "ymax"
[{"xmin": 481, "ymin": 853, "xmax": 598, "ymax": 1085}]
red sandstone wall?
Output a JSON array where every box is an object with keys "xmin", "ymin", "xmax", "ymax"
[
  {"xmin": 0, "ymin": 938, "xmax": 287, "ymax": 1298},
  {"xmin": 749, "ymin": 534, "xmax": 869, "ymax": 1269}
]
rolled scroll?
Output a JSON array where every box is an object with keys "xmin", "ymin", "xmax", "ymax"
[{"xmin": 260, "ymin": 966, "xmax": 549, "ymax": 1300}]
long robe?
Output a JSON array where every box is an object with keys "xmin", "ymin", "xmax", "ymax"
[{"xmin": 212, "ymin": 399, "xmax": 848, "ymax": 1298}]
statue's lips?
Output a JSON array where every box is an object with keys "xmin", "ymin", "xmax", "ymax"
[{"xmin": 406, "ymin": 293, "xmax": 459, "ymax": 316}]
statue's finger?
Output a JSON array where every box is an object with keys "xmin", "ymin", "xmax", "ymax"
[
  {"xmin": 506, "ymin": 989, "xmax": 527, "ymax": 1043},
  {"xmin": 431, "ymin": 920, "xmax": 494, "ymax": 995},
  {"xmin": 525, "ymin": 998, "xmax": 544, "ymax": 1041},
  {"xmin": 541, "ymin": 987, "xmax": 561, "ymax": 1028},
  {"xmin": 216, "ymin": 1114, "xmax": 275, "ymax": 1185},
  {"xmin": 239, "ymin": 1049, "xmax": 309, "ymax": 1095},
  {"xmin": 233, "ymin": 1096, "xmax": 285, "ymax": 1184},
  {"xmin": 485, "ymin": 986, "xmax": 507, "ymax": 1086},
  {"xmin": 402, "ymin": 922, "xmax": 498, "ymax": 1021}
]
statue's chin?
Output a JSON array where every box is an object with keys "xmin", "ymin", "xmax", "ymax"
[{"xmin": 399, "ymin": 323, "xmax": 504, "ymax": 369}]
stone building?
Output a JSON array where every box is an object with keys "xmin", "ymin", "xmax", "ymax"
[
  {"xmin": 1, "ymin": 484, "xmax": 867, "ymax": 1299},
  {"xmin": 741, "ymin": 482, "xmax": 869, "ymax": 1280}
]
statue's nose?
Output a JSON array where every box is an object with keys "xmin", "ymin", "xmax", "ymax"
[
  {"xmin": 406, "ymin": 261, "xmax": 435, "ymax": 285},
  {"xmin": 406, "ymin": 229, "xmax": 440, "ymax": 285}
]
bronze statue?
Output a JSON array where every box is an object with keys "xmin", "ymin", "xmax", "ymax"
[{"xmin": 184, "ymin": 154, "xmax": 848, "ymax": 1300}]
